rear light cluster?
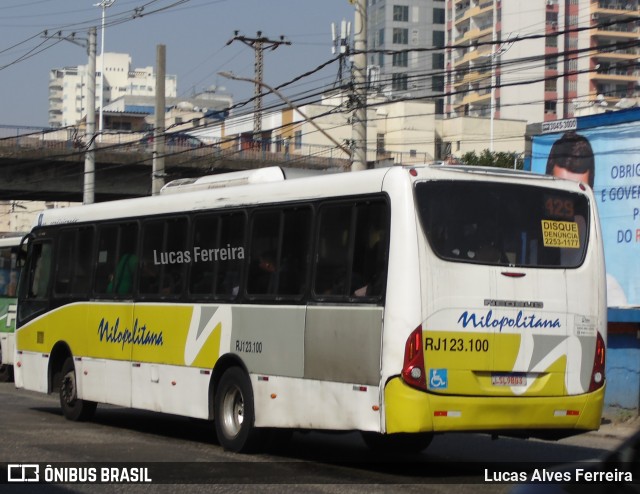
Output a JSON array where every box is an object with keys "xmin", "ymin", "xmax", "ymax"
[
  {"xmin": 402, "ymin": 325, "xmax": 427, "ymax": 390},
  {"xmin": 588, "ymin": 332, "xmax": 606, "ymax": 392}
]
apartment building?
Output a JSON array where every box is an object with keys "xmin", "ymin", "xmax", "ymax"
[
  {"xmin": 48, "ymin": 53, "xmax": 177, "ymax": 128},
  {"xmin": 446, "ymin": 0, "xmax": 639, "ymax": 123},
  {"xmin": 367, "ymin": 0, "xmax": 447, "ymax": 113}
]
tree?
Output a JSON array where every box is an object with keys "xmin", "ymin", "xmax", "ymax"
[{"xmin": 460, "ymin": 150, "xmax": 523, "ymax": 170}]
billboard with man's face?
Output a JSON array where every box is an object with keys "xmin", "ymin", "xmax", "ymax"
[{"xmin": 530, "ymin": 109, "xmax": 640, "ymax": 310}]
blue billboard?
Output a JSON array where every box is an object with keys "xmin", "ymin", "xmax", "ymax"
[{"xmin": 530, "ymin": 109, "xmax": 640, "ymax": 311}]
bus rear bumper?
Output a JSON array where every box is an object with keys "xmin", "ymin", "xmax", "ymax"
[{"xmin": 384, "ymin": 377, "xmax": 605, "ymax": 435}]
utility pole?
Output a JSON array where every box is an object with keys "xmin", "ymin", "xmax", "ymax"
[
  {"xmin": 84, "ymin": 27, "xmax": 97, "ymax": 204},
  {"xmin": 351, "ymin": 0, "xmax": 367, "ymax": 171},
  {"xmin": 152, "ymin": 44, "xmax": 166, "ymax": 196},
  {"xmin": 44, "ymin": 28, "xmax": 97, "ymax": 202},
  {"xmin": 226, "ymin": 32, "xmax": 290, "ymax": 142},
  {"xmin": 219, "ymin": 71, "xmax": 352, "ymax": 158}
]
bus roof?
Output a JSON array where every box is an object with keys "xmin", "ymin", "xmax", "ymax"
[{"xmin": 34, "ymin": 165, "xmax": 587, "ymax": 228}]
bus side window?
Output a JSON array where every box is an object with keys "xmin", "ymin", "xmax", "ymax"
[
  {"xmin": 247, "ymin": 211, "xmax": 281, "ymax": 296},
  {"xmin": 96, "ymin": 223, "xmax": 138, "ymax": 297},
  {"xmin": 140, "ymin": 221, "xmax": 164, "ymax": 296},
  {"xmin": 54, "ymin": 230, "xmax": 74, "ymax": 295},
  {"xmin": 314, "ymin": 204, "xmax": 352, "ymax": 296},
  {"xmin": 140, "ymin": 217, "xmax": 187, "ymax": 298},
  {"xmin": 54, "ymin": 227, "xmax": 94, "ymax": 297},
  {"xmin": 95, "ymin": 225, "xmax": 118, "ymax": 294},
  {"xmin": 216, "ymin": 212, "xmax": 246, "ymax": 298},
  {"xmin": 352, "ymin": 202, "xmax": 388, "ymax": 297},
  {"xmin": 313, "ymin": 199, "xmax": 388, "ymax": 301},
  {"xmin": 246, "ymin": 207, "xmax": 311, "ymax": 298}
]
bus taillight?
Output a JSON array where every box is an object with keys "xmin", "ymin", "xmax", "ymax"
[
  {"xmin": 589, "ymin": 332, "xmax": 606, "ymax": 392},
  {"xmin": 402, "ymin": 325, "xmax": 427, "ymax": 391}
]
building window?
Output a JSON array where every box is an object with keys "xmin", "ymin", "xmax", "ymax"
[
  {"xmin": 378, "ymin": 52, "xmax": 384, "ymax": 67},
  {"xmin": 393, "ymin": 28, "xmax": 409, "ymax": 44},
  {"xmin": 432, "ymin": 75, "xmax": 445, "ymax": 92},
  {"xmin": 435, "ymin": 99, "xmax": 444, "ymax": 115},
  {"xmin": 544, "ymin": 101, "xmax": 557, "ymax": 114},
  {"xmin": 393, "ymin": 5, "xmax": 409, "ymax": 22},
  {"xmin": 433, "ymin": 8, "xmax": 445, "ymax": 24},
  {"xmin": 392, "ymin": 73, "xmax": 408, "ymax": 90},
  {"xmin": 294, "ymin": 130, "xmax": 302, "ymax": 149},
  {"xmin": 432, "ymin": 30, "xmax": 445, "ymax": 46},
  {"xmin": 392, "ymin": 51, "xmax": 408, "ymax": 67},
  {"xmin": 378, "ymin": 29, "xmax": 384, "ymax": 45},
  {"xmin": 545, "ymin": 56, "xmax": 558, "ymax": 70},
  {"xmin": 432, "ymin": 53, "xmax": 445, "ymax": 69}
]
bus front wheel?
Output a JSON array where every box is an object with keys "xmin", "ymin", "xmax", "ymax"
[
  {"xmin": 0, "ymin": 341, "xmax": 13, "ymax": 382},
  {"xmin": 59, "ymin": 357, "xmax": 97, "ymax": 422},
  {"xmin": 214, "ymin": 367, "xmax": 262, "ymax": 453}
]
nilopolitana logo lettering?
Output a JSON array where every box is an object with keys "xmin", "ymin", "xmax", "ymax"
[
  {"xmin": 457, "ymin": 309, "xmax": 561, "ymax": 333},
  {"xmin": 97, "ymin": 318, "xmax": 164, "ymax": 350},
  {"xmin": 184, "ymin": 305, "xmax": 232, "ymax": 366}
]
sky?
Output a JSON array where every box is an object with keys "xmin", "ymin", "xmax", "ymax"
[{"xmin": 0, "ymin": 0, "xmax": 355, "ymax": 127}]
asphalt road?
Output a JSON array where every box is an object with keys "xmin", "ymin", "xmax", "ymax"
[{"xmin": 0, "ymin": 382, "xmax": 634, "ymax": 493}]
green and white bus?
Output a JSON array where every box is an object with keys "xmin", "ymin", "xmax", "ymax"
[
  {"xmin": 15, "ymin": 165, "xmax": 606, "ymax": 452},
  {"xmin": 0, "ymin": 236, "xmax": 22, "ymax": 382}
]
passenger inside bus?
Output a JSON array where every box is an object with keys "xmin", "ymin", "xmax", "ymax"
[
  {"xmin": 249, "ymin": 250, "xmax": 278, "ymax": 294},
  {"xmin": 107, "ymin": 252, "xmax": 137, "ymax": 295}
]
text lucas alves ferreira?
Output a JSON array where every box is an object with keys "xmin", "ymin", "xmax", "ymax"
[{"xmin": 485, "ymin": 467, "xmax": 633, "ymax": 483}]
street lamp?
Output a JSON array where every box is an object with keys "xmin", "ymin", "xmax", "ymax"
[
  {"xmin": 95, "ymin": 0, "xmax": 115, "ymax": 139},
  {"xmin": 218, "ymin": 71, "xmax": 352, "ymax": 158}
]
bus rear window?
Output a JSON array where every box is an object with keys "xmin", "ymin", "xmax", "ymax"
[{"xmin": 415, "ymin": 180, "xmax": 590, "ymax": 268}]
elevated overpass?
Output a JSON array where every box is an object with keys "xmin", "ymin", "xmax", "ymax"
[{"xmin": 0, "ymin": 126, "xmax": 350, "ymax": 202}]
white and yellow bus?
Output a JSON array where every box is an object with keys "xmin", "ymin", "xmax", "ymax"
[{"xmin": 14, "ymin": 165, "xmax": 606, "ymax": 453}]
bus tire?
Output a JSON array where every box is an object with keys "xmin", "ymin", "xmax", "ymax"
[
  {"xmin": 214, "ymin": 367, "xmax": 262, "ymax": 453},
  {"xmin": 59, "ymin": 357, "xmax": 97, "ymax": 422},
  {"xmin": 0, "ymin": 364, "xmax": 12, "ymax": 383},
  {"xmin": 0, "ymin": 343, "xmax": 13, "ymax": 382},
  {"xmin": 361, "ymin": 431, "xmax": 433, "ymax": 454}
]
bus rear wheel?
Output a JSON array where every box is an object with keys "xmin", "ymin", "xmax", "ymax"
[
  {"xmin": 59, "ymin": 357, "xmax": 97, "ymax": 422},
  {"xmin": 214, "ymin": 367, "xmax": 262, "ymax": 453}
]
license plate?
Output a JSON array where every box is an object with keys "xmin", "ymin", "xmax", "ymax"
[{"xmin": 491, "ymin": 373, "xmax": 526, "ymax": 386}]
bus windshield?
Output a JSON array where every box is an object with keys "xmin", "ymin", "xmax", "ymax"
[{"xmin": 415, "ymin": 180, "xmax": 590, "ymax": 268}]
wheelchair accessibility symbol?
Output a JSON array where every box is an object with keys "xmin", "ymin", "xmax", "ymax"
[{"xmin": 429, "ymin": 369, "xmax": 448, "ymax": 389}]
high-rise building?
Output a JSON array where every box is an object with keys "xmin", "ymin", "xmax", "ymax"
[
  {"xmin": 366, "ymin": 0, "xmax": 447, "ymax": 113},
  {"xmin": 48, "ymin": 53, "xmax": 177, "ymax": 128},
  {"xmin": 445, "ymin": 0, "xmax": 639, "ymax": 123}
]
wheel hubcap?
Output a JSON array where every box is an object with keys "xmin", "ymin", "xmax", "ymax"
[
  {"xmin": 222, "ymin": 386, "xmax": 244, "ymax": 438},
  {"xmin": 61, "ymin": 371, "xmax": 77, "ymax": 405}
]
